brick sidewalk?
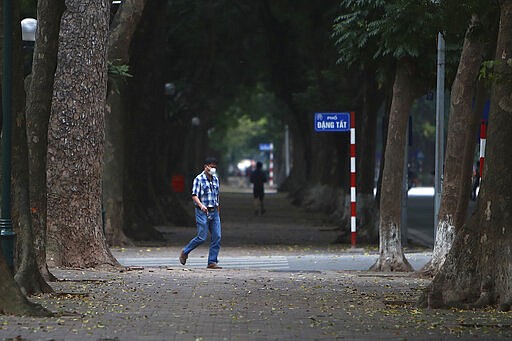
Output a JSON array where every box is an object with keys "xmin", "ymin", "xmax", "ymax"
[
  {"xmin": 0, "ymin": 191, "xmax": 509, "ymax": 340},
  {"xmin": 0, "ymin": 266, "xmax": 509, "ymax": 340}
]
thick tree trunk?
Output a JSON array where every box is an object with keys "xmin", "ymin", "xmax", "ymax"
[
  {"xmin": 0, "ymin": 255, "xmax": 51, "ymax": 316},
  {"xmin": 375, "ymin": 95, "xmax": 392, "ymax": 210},
  {"xmin": 104, "ymin": 0, "xmax": 147, "ymax": 246},
  {"xmin": 104, "ymin": 87, "xmax": 132, "ymax": 246},
  {"xmin": 10, "ymin": 3, "xmax": 52, "ymax": 295},
  {"xmin": 46, "ymin": 0, "xmax": 119, "ymax": 268},
  {"xmin": 420, "ymin": 15, "xmax": 485, "ymax": 277},
  {"xmin": 420, "ymin": 0, "xmax": 512, "ymax": 310},
  {"xmin": 25, "ymin": 0, "xmax": 65, "ymax": 283},
  {"xmin": 371, "ymin": 60, "xmax": 417, "ymax": 272},
  {"xmin": 0, "ymin": 4, "xmax": 51, "ymax": 316}
]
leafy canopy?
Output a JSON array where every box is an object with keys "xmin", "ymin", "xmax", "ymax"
[{"xmin": 333, "ymin": 0, "xmax": 438, "ymax": 64}]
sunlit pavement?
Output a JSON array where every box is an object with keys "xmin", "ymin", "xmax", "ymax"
[
  {"xmin": 113, "ymin": 247, "xmax": 432, "ymax": 272},
  {"xmin": 407, "ymin": 186, "xmax": 435, "ymax": 196}
]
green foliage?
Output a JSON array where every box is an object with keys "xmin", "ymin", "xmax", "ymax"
[
  {"xmin": 480, "ymin": 60, "xmax": 498, "ymax": 83},
  {"xmin": 209, "ymin": 85, "xmax": 286, "ymax": 165},
  {"xmin": 333, "ymin": 0, "xmax": 438, "ymax": 63},
  {"xmin": 332, "ymin": 1, "xmax": 385, "ymax": 66},
  {"xmin": 421, "ymin": 120, "xmax": 436, "ymax": 140},
  {"xmin": 370, "ymin": 1, "xmax": 436, "ymax": 59},
  {"xmin": 479, "ymin": 59, "xmax": 512, "ymax": 83},
  {"xmin": 211, "ymin": 114, "xmax": 269, "ymax": 161},
  {"xmin": 108, "ymin": 61, "xmax": 132, "ymax": 78},
  {"xmin": 108, "ymin": 60, "xmax": 132, "ymax": 94},
  {"xmin": 333, "ymin": 0, "xmax": 498, "ymax": 92}
]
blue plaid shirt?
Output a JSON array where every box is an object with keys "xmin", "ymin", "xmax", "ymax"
[{"xmin": 192, "ymin": 172, "xmax": 220, "ymax": 208}]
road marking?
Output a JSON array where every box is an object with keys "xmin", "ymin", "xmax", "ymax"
[
  {"xmin": 116, "ymin": 253, "xmax": 432, "ymax": 271},
  {"xmin": 118, "ymin": 256, "xmax": 290, "ymax": 270}
]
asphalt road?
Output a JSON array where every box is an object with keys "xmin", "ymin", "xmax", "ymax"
[
  {"xmin": 404, "ymin": 187, "xmax": 477, "ymax": 248},
  {"xmin": 405, "ymin": 188, "xmax": 435, "ymax": 247},
  {"xmin": 115, "ymin": 251, "xmax": 433, "ymax": 271}
]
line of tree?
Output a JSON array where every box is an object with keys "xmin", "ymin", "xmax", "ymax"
[
  {"xmin": 0, "ymin": 0, "xmax": 510, "ymax": 315},
  {"xmin": 333, "ymin": 0, "xmax": 512, "ymax": 309}
]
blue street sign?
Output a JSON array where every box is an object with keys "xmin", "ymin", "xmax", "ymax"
[
  {"xmin": 314, "ymin": 112, "xmax": 350, "ymax": 132},
  {"xmin": 259, "ymin": 143, "xmax": 273, "ymax": 151}
]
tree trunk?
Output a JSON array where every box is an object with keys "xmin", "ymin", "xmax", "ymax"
[
  {"xmin": 0, "ymin": 3, "xmax": 51, "ymax": 317},
  {"xmin": 355, "ymin": 75, "xmax": 381, "ymax": 243},
  {"xmin": 104, "ymin": 0, "xmax": 147, "ymax": 246},
  {"xmin": 10, "ymin": 2, "xmax": 53, "ymax": 295},
  {"xmin": 25, "ymin": 0, "xmax": 65, "ymax": 283},
  {"xmin": 46, "ymin": 0, "xmax": 119, "ymax": 268},
  {"xmin": 420, "ymin": 16, "xmax": 485, "ymax": 277},
  {"xmin": 0, "ymin": 255, "xmax": 51, "ymax": 316},
  {"xmin": 124, "ymin": 1, "xmax": 193, "ymax": 239},
  {"xmin": 371, "ymin": 60, "xmax": 417, "ymax": 272},
  {"xmin": 420, "ymin": 0, "xmax": 512, "ymax": 310}
]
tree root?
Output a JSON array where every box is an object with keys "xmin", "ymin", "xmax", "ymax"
[
  {"xmin": 466, "ymin": 291, "xmax": 493, "ymax": 309},
  {"xmin": 369, "ymin": 259, "xmax": 413, "ymax": 272},
  {"xmin": 413, "ymin": 260, "xmax": 435, "ymax": 279},
  {"xmin": 499, "ymin": 301, "xmax": 511, "ymax": 312},
  {"xmin": 15, "ymin": 268, "xmax": 54, "ymax": 296},
  {"xmin": 9, "ymin": 300, "xmax": 53, "ymax": 317}
]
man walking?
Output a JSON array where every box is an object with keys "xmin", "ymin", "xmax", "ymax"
[
  {"xmin": 179, "ymin": 157, "xmax": 222, "ymax": 269},
  {"xmin": 250, "ymin": 161, "xmax": 267, "ymax": 215}
]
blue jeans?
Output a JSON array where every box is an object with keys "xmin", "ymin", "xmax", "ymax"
[{"xmin": 183, "ymin": 208, "xmax": 221, "ymax": 265}]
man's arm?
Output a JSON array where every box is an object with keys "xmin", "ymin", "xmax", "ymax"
[
  {"xmin": 191, "ymin": 178, "xmax": 208, "ymax": 213},
  {"xmin": 192, "ymin": 194, "xmax": 208, "ymax": 212}
]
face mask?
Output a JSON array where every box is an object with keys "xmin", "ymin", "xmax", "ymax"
[{"xmin": 208, "ymin": 167, "xmax": 217, "ymax": 175}]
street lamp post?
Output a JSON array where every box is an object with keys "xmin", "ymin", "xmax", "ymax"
[
  {"xmin": 0, "ymin": 13, "xmax": 37, "ymax": 270},
  {"xmin": 434, "ymin": 32, "xmax": 445, "ymax": 234},
  {"xmin": 0, "ymin": 0, "xmax": 14, "ymax": 269}
]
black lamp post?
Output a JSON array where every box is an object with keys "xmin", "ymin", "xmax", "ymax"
[
  {"xmin": 0, "ymin": 0, "xmax": 14, "ymax": 269},
  {"xmin": 0, "ymin": 10, "xmax": 37, "ymax": 269}
]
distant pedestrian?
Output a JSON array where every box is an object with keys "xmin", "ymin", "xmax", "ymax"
[
  {"xmin": 179, "ymin": 157, "xmax": 222, "ymax": 269},
  {"xmin": 471, "ymin": 161, "xmax": 480, "ymax": 201},
  {"xmin": 250, "ymin": 161, "xmax": 267, "ymax": 215}
]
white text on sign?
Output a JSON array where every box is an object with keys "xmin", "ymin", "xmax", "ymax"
[
  {"xmin": 314, "ymin": 112, "xmax": 351, "ymax": 132},
  {"xmin": 316, "ymin": 120, "xmax": 347, "ymax": 130}
]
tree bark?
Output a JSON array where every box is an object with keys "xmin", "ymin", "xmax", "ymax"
[
  {"xmin": 0, "ymin": 3, "xmax": 51, "ymax": 317},
  {"xmin": 46, "ymin": 0, "xmax": 119, "ymax": 268},
  {"xmin": 104, "ymin": 0, "xmax": 147, "ymax": 246},
  {"xmin": 371, "ymin": 60, "xmax": 417, "ymax": 272},
  {"xmin": 0, "ymin": 254, "xmax": 51, "ymax": 316},
  {"xmin": 10, "ymin": 1, "xmax": 53, "ymax": 295},
  {"xmin": 420, "ymin": 0, "xmax": 512, "ymax": 310},
  {"xmin": 420, "ymin": 16, "xmax": 485, "ymax": 277},
  {"xmin": 25, "ymin": 0, "xmax": 65, "ymax": 283}
]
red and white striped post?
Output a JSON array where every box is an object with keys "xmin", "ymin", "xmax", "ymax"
[
  {"xmin": 313, "ymin": 112, "xmax": 356, "ymax": 246},
  {"xmin": 479, "ymin": 119, "xmax": 486, "ymax": 178},
  {"xmin": 269, "ymin": 143, "xmax": 274, "ymax": 187},
  {"xmin": 350, "ymin": 111, "xmax": 357, "ymax": 247}
]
